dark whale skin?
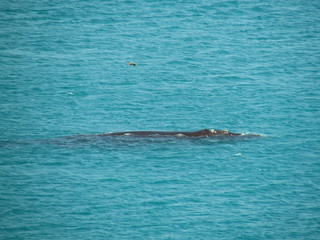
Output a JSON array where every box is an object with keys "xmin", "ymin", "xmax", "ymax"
[{"xmin": 98, "ymin": 129, "xmax": 260, "ymax": 138}]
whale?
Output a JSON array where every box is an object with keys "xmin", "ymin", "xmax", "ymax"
[
  {"xmin": 96, "ymin": 129, "xmax": 260, "ymax": 138},
  {"xmin": 48, "ymin": 129, "xmax": 261, "ymax": 146}
]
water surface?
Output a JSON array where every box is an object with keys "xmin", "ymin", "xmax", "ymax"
[{"xmin": 1, "ymin": 0, "xmax": 319, "ymax": 239}]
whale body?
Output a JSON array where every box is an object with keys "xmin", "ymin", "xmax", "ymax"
[
  {"xmin": 50, "ymin": 129, "xmax": 261, "ymax": 146},
  {"xmin": 97, "ymin": 129, "xmax": 259, "ymax": 138}
]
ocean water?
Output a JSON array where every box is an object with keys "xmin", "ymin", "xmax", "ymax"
[{"xmin": 0, "ymin": 0, "xmax": 319, "ymax": 239}]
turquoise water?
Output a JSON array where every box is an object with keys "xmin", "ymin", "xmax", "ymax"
[{"xmin": 1, "ymin": 0, "xmax": 319, "ymax": 239}]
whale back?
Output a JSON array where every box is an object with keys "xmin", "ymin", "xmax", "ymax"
[
  {"xmin": 184, "ymin": 129, "xmax": 242, "ymax": 137},
  {"xmin": 96, "ymin": 129, "xmax": 257, "ymax": 138},
  {"xmin": 185, "ymin": 129, "xmax": 213, "ymax": 137}
]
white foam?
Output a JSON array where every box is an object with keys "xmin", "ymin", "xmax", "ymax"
[{"xmin": 176, "ymin": 133, "xmax": 185, "ymax": 137}]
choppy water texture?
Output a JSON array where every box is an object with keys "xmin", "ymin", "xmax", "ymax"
[{"xmin": 1, "ymin": 0, "xmax": 320, "ymax": 239}]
